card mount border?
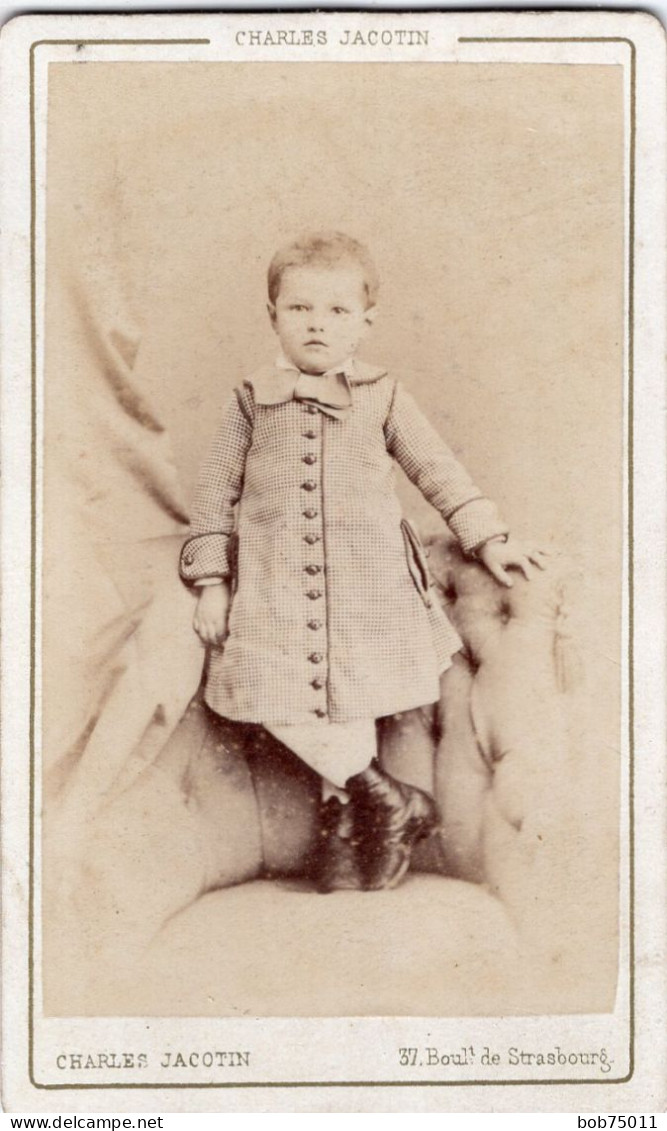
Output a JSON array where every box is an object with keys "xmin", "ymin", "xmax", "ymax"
[{"xmin": 27, "ymin": 32, "xmax": 636, "ymax": 1092}]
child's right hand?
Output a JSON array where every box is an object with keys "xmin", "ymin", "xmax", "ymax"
[{"xmin": 193, "ymin": 582, "xmax": 231, "ymax": 647}]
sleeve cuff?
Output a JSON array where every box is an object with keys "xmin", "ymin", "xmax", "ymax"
[
  {"xmin": 179, "ymin": 532, "xmax": 232, "ymax": 583},
  {"xmin": 469, "ymin": 532, "xmax": 509, "ymax": 560},
  {"xmin": 446, "ymin": 497, "xmax": 509, "ymax": 556}
]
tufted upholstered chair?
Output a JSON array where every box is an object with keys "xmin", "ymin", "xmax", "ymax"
[{"xmin": 44, "ymin": 533, "xmax": 615, "ymax": 1018}]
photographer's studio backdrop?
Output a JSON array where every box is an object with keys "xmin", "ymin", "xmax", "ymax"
[{"xmin": 42, "ymin": 61, "xmax": 624, "ymax": 1014}]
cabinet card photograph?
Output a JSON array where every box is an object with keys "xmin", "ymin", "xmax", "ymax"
[{"xmin": 1, "ymin": 8, "xmax": 665, "ymax": 1114}]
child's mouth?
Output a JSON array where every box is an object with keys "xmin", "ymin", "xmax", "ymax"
[{"xmin": 305, "ymin": 340, "xmax": 327, "ymax": 348}]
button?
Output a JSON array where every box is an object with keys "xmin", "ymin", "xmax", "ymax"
[
  {"xmin": 304, "ymin": 564, "xmax": 322, "ymax": 575},
  {"xmin": 304, "ymin": 533, "xmax": 321, "ymax": 545},
  {"xmin": 308, "ymin": 652, "xmax": 324, "ymax": 664},
  {"xmin": 303, "ymin": 508, "xmax": 318, "ymax": 520},
  {"xmin": 301, "ymin": 480, "xmax": 317, "ymax": 492},
  {"xmin": 303, "ymin": 430, "xmax": 317, "ymax": 440},
  {"xmin": 302, "ymin": 453, "xmax": 317, "ymax": 465},
  {"xmin": 313, "ymin": 708, "xmax": 327, "ymax": 718},
  {"xmin": 307, "ymin": 619, "xmax": 322, "ymax": 630},
  {"xmin": 303, "ymin": 404, "xmax": 318, "ymax": 414},
  {"xmin": 311, "ymin": 678, "xmax": 324, "ymax": 690},
  {"xmin": 306, "ymin": 589, "xmax": 322, "ymax": 600},
  {"xmin": 183, "ymin": 551, "xmax": 194, "ymax": 566}
]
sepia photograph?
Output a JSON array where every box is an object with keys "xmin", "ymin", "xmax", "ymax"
[
  {"xmin": 41, "ymin": 44, "xmax": 622, "ymax": 1019},
  {"xmin": 1, "ymin": 9, "xmax": 665, "ymax": 1110}
]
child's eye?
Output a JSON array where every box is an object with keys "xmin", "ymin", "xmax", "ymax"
[
  {"xmin": 290, "ymin": 304, "xmax": 308, "ymax": 312},
  {"xmin": 332, "ymin": 306, "xmax": 349, "ymax": 315}
]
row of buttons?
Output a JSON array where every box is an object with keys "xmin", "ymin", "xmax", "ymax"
[{"xmin": 301, "ymin": 404, "xmax": 326, "ymax": 716}]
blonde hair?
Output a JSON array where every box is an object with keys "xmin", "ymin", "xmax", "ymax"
[{"xmin": 268, "ymin": 231, "xmax": 379, "ymax": 308}]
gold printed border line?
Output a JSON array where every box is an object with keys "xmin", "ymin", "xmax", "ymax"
[{"xmin": 29, "ymin": 34, "xmax": 636, "ymax": 1090}]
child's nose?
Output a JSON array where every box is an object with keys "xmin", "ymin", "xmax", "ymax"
[{"xmin": 309, "ymin": 306, "xmax": 329, "ymax": 323}]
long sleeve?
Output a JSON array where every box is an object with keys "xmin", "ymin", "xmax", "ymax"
[
  {"xmin": 384, "ymin": 380, "xmax": 508, "ymax": 556},
  {"xmin": 179, "ymin": 388, "xmax": 254, "ymax": 583}
]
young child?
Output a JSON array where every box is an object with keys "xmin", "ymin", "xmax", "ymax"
[{"xmin": 180, "ymin": 231, "xmax": 546, "ymax": 893}]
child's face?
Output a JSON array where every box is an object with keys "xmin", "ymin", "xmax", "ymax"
[{"xmin": 269, "ymin": 265, "xmax": 376, "ymax": 375}]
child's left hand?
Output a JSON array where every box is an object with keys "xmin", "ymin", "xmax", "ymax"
[{"xmin": 478, "ymin": 536, "xmax": 549, "ymax": 588}]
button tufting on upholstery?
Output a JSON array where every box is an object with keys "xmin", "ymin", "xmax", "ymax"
[
  {"xmin": 443, "ymin": 581, "xmax": 458, "ymax": 603},
  {"xmin": 498, "ymin": 599, "xmax": 513, "ymax": 625}
]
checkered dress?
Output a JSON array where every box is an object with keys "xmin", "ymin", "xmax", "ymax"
[{"xmin": 180, "ymin": 362, "xmax": 508, "ymax": 725}]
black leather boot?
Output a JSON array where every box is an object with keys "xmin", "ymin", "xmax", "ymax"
[
  {"xmin": 309, "ymin": 796, "xmax": 364, "ymax": 894},
  {"xmin": 346, "ymin": 762, "xmax": 440, "ymax": 890}
]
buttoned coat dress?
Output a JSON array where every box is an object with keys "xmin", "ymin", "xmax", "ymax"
[{"xmin": 179, "ymin": 360, "xmax": 508, "ymax": 727}]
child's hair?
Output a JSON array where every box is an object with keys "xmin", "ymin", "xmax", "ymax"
[{"xmin": 268, "ymin": 231, "xmax": 379, "ymax": 308}]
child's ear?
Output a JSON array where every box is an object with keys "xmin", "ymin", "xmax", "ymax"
[{"xmin": 267, "ymin": 302, "xmax": 277, "ymax": 330}]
